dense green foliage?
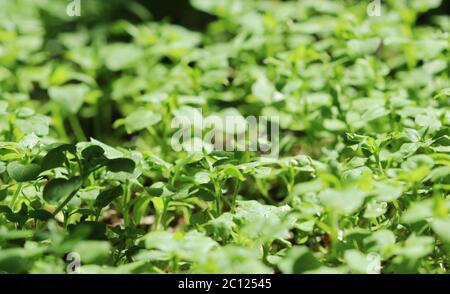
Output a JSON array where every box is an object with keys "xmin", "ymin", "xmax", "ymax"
[{"xmin": 0, "ymin": 0, "xmax": 449, "ymax": 274}]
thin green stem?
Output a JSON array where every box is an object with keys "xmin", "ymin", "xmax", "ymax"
[
  {"xmin": 262, "ymin": 243, "xmax": 272, "ymax": 267},
  {"xmin": 231, "ymin": 180, "xmax": 241, "ymax": 212},
  {"xmin": 7, "ymin": 117, "xmax": 14, "ymax": 141},
  {"xmin": 154, "ymin": 211, "xmax": 160, "ymax": 231},
  {"xmin": 10, "ymin": 182, "xmax": 23, "ymax": 209},
  {"xmin": 161, "ymin": 198, "xmax": 170, "ymax": 230},
  {"xmin": 171, "ymin": 255, "xmax": 178, "ymax": 273},
  {"xmin": 329, "ymin": 210, "xmax": 339, "ymax": 258},
  {"xmin": 214, "ymin": 181, "xmax": 222, "ymax": 217},
  {"xmin": 375, "ymin": 151, "xmax": 385, "ymax": 176},
  {"xmin": 53, "ymin": 189, "xmax": 80, "ymax": 216},
  {"xmin": 122, "ymin": 181, "xmax": 131, "ymax": 227},
  {"xmin": 95, "ymin": 208, "xmax": 101, "ymax": 222},
  {"xmin": 52, "ymin": 106, "xmax": 69, "ymax": 142},
  {"xmin": 69, "ymin": 115, "xmax": 87, "ymax": 142},
  {"xmin": 63, "ymin": 211, "xmax": 70, "ymax": 228}
]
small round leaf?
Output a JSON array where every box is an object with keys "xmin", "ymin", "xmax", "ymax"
[
  {"xmin": 7, "ymin": 162, "xmax": 41, "ymax": 182},
  {"xmin": 106, "ymin": 158, "xmax": 136, "ymax": 173}
]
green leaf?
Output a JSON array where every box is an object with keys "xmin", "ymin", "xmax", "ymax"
[
  {"xmin": 0, "ymin": 161, "xmax": 6, "ymax": 174},
  {"xmin": 0, "ymin": 248, "xmax": 43, "ymax": 273},
  {"xmin": 147, "ymin": 182, "xmax": 166, "ymax": 196},
  {"xmin": 233, "ymin": 200, "xmax": 296, "ymax": 243},
  {"xmin": 205, "ymin": 212, "xmax": 235, "ymax": 238},
  {"xmin": 43, "ymin": 177, "xmax": 82, "ymax": 204},
  {"xmin": 29, "ymin": 209, "xmax": 53, "ymax": 221},
  {"xmin": 364, "ymin": 230, "xmax": 396, "ymax": 257},
  {"xmin": 48, "ymin": 84, "xmax": 90, "ymax": 114},
  {"xmin": 71, "ymin": 241, "xmax": 111, "ymax": 264},
  {"xmin": 107, "ymin": 158, "xmax": 136, "ymax": 173},
  {"xmin": 139, "ymin": 231, "xmax": 218, "ymax": 262},
  {"xmin": 132, "ymin": 196, "xmax": 151, "ymax": 225},
  {"xmin": 191, "ymin": 245, "xmax": 271, "ymax": 274},
  {"xmin": 95, "ymin": 186, "xmax": 123, "ymax": 208},
  {"xmin": 401, "ymin": 199, "xmax": 433, "ymax": 224},
  {"xmin": 123, "ymin": 109, "xmax": 162, "ymax": 134},
  {"xmin": 395, "ymin": 234, "xmax": 434, "ymax": 260},
  {"xmin": 15, "ymin": 115, "xmax": 51, "ymax": 137},
  {"xmin": 278, "ymin": 246, "xmax": 321, "ymax": 274},
  {"xmin": 319, "ymin": 187, "xmax": 366, "ymax": 215},
  {"xmin": 194, "ymin": 171, "xmax": 210, "ymax": 184},
  {"xmin": 0, "ymin": 188, "xmax": 7, "ymax": 201},
  {"xmin": 6, "ymin": 162, "xmax": 41, "ymax": 182},
  {"xmin": 431, "ymin": 217, "xmax": 450, "ymax": 243},
  {"xmin": 344, "ymin": 250, "xmax": 381, "ymax": 274},
  {"xmin": 41, "ymin": 149, "xmax": 66, "ymax": 171},
  {"xmin": 90, "ymin": 138, "xmax": 123, "ymax": 159},
  {"xmin": 81, "ymin": 145, "xmax": 107, "ymax": 172},
  {"xmin": 363, "ymin": 201, "xmax": 387, "ymax": 218},
  {"xmin": 221, "ymin": 165, "xmax": 245, "ymax": 181},
  {"xmin": 67, "ymin": 221, "xmax": 107, "ymax": 241},
  {"xmin": 371, "ymin": 181, "xmax": 403, "ymax": 202},
  {"xmin": 252, "ymin": 75, "xmax": 276, "ymax": 104},
  {"xmin": 101, "ymin": 43, "xmax": 144, "ymax": 71},
  {"xmin": 196, "ymin": 188, "xmax": 215, "ymax": 201},
  {"xmin": 41, "ymin": 144, "xmax": 76, "ymax": 171},
  {"xmin": 0, "ymin": 203, "xmax": 28, "ymax": 227},
  {"xmin": 347, "ymin": 38, "xmax": 381, "ymax": 56},
  {"xmin": 81, "ymin": 145, "xmax": 105, "ymax": 160},
  {"xmin": 410, "ymin": 0, "xmax": 442, "ymax": 12}
]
